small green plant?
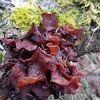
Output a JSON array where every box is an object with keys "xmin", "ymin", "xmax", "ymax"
[
  {"xmin": 0, "ymin": 52, "xmax": 5, "ymax": 61},
  {"xmin": 0, "ymin": 45, "xmax": 6, "ymax": 61}
]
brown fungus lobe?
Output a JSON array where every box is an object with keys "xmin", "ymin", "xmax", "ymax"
[{"xmin": 1, "ymin": 13, "xmax": 85, "ymax": 100}]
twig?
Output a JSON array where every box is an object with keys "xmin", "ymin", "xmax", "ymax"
[
  {"xmin": 86, "ymin": 53, "xmax": 100, "ymax": 76},
  {"xmin": 55, "ymin": 26, "xmax": 60, "ymax": 32},
  {"xmin": 86, "ymin": 67, "xmax": 100, "ymax": 77},
  {"xmin": 86, "ymin": 32, "xmax": 95, "ymax": 48}
]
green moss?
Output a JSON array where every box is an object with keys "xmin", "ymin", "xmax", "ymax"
[
  {"xmin": 46, "ymin": 5, "xmax": 80, "ymax": 28},
  {"xmin": 58, "ymin": 0, "xmax": 72, "ymax": 7},
  {"xmin": 1, "ymin": 10, "xmax": 8, "ymax": 21},
  {"xmin": 10, "ymin": 0, "xmax": 100, "ymax": 33},
  {"xmin": 10, "ymin": 0, "xmax": 81, "ymax": 32},
  {"xmin": 61, "ymin": 7, "xmax": 80, "ymax": 28},
  {"xmin": 10, "ymin": 1, "xmax": 43, "ymax": 32}
]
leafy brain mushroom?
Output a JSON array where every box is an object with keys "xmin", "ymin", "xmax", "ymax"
[{"xmin": 1, "ymin": 13, "xmax": 85, "ymax": 100}]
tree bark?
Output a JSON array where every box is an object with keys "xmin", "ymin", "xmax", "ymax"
[
  {"xmin": 0, "ymin": 0, "xmax": 11, "ymax": 10},
  {"xmin": 77, "ymin": 30, "xmax": 100, "ymax": 57}
]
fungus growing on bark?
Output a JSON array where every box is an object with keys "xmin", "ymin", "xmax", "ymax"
[{"xmin": 1, "ymin": 13, "xmax": 85, "ymax": 100}]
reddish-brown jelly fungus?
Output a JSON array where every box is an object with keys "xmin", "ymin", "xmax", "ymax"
[{"xmin": 1, "ymin": 13, "xmax": 85, "ymax": 100}]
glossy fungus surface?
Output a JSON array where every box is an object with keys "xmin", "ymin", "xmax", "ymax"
[{"xmin": 1, "ymin": 13, "xmax": 85, "ymax": 100}]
